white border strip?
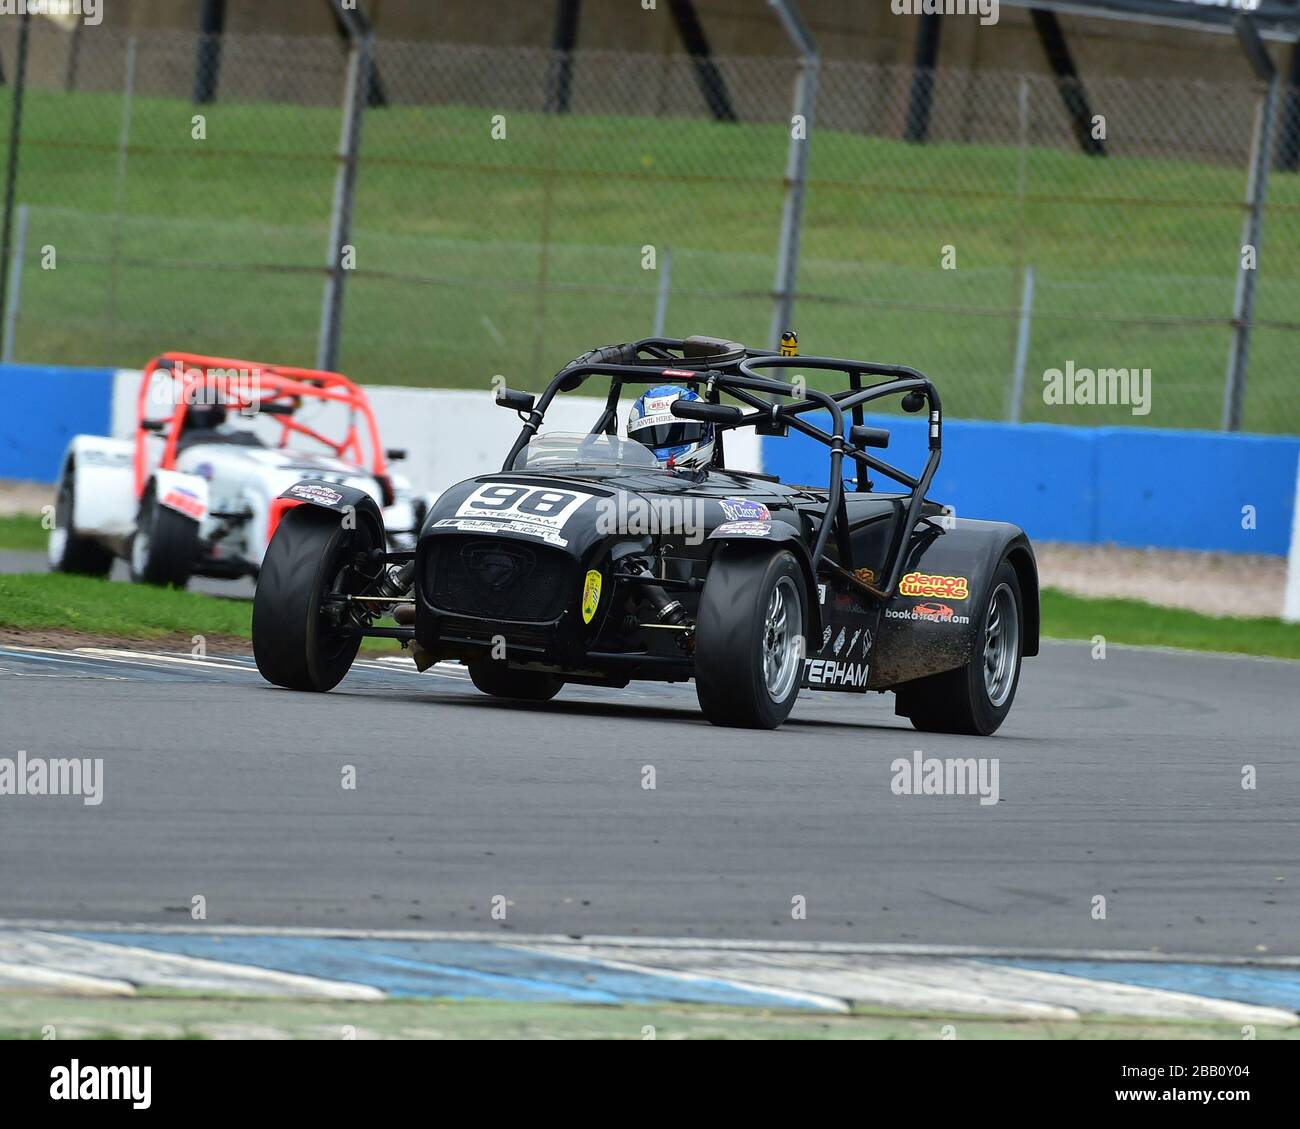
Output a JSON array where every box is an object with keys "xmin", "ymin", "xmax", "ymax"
[{"xmin": 3, "ymin": 919, "xmax": 1295, "ymax": 968}]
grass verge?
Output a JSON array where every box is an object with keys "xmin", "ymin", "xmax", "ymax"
[
  {"xmin": 1, "ymin": 991, "xmax": 1295, "ymax": 1041},
  {"xmin": 0, "ymin": 570, "xmax": 1297, "ymax": 660},
  {"xmin": 0, "ymin": 514, "xmax": 46, "ymax": 552},
  {"xmin": 1040, "ymin": 588, "xmax": 1300, "ymax": 660},
  {"xmin": 0, "ymin": 572, "xmax": 252, "ymax": 639},
  {"xmin": 6, "ymin": 88, "xmax": 1299, "ymax": 430}
]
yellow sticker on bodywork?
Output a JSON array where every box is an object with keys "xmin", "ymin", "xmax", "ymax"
[{"xmin": 582, "ymin": 569, "xmax": 602, "ymax": 624}]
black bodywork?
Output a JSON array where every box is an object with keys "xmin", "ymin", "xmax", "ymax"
[{"xmin": 289, "ymin": 335, "xmax": 1039, "ymax": 697}]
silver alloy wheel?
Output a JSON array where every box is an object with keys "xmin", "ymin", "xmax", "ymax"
[
  {"xmin": 48, "ymin": 479, "xmax": 71, "ymax": 566},
  {"xmin": 46, "ymin": 527, "xmax": 67, "ymax": 565},
  {"xmin": 131, "ymin": 505, "xmax": 152, "ymax": 576},
  {"xmin": 983, "ymin": 581, "xmax": 1020, "ymax": 708},
  {"xmin": 762, "ymin": 575, "xmax": 802, "ymax": 702}
]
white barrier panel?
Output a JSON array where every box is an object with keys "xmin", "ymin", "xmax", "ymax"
[
  {"xmin": 111, "ymin": 371, "xmax": 763, "ymax": 498},
  {"xmin": 1284, "ymin": 452, "xmax": 1300, "ymax": 623}
]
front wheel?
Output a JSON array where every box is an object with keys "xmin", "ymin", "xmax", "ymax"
[
  {"xmin": 894, "ymin": 559, "xmax": 1024, "ymax": 736},
  {"xmin": 252, "ymin": 506, "xmax": 374, "ymax": 692},
  {"xmin": 468, "ymin": 661, "xmax": 564, "ymax": 702},
  {"xmin": 48, "ymin": 461, "xmax": 113, "ymax": 577},
  {"xmin": 129, "ymin": 485, "xmax": 198, "ymax": 587},
  {"xmin": 695, "ymin": 548, "xmax": 807, "ymax": 729}
]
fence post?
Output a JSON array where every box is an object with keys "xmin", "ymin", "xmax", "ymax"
[
  {"xmin": 2, "ymin": 203, "xmax": 28, "ymax": 364},
  {"xmin": 1008, "ymin": 265, "xmax": 1035, "ymax": 423},
  {"xmin": 106, "ymin": 34, "xmax": 137, "ymax": 347},
  {"xmin": 1222, "ymin": 18, "xmax": 1279, "ymax": 432},
  {"xmin": 0, "ymin": 10, "xmax": 31, "ymax": 336},
  {"xmin": 767, "ymin": 0, "xmax": 817, "ymax": 350},
  {"xmin": 317, "ymin": 28, "xmax": 371, "ymax": 373},
  {"xmin": 652, "ymin": 245, "xmax": 673, "ymax": 338}
]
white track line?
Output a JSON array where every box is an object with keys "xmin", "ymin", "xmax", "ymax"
[
  {"xmin": 0, "ymin": 648, "xmax": 110, "ymax": 666},
  {"xmin": 1, "ymin": 647, "xmax": 256, "ymax": 674},
  {"xmin": 1, "ymin": 645, "xmax": 475, "ymax": 685},
  {"xmin": 75, "ymin": 648, "xmax": 260, "ymax": 672}
]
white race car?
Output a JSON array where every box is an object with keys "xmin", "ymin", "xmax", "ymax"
[{"xmin": 49, "ymin": 352, "xmax": 427, "ymax": 587}]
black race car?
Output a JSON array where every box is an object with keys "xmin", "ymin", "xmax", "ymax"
[{"xmin": 252, "ymin": 335, "xmax": 1039, "ymax": 732}]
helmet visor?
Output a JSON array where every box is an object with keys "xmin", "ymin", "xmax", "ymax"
[{"xmin": 628, "ymin": 418, "xmax": 708, "ymax": 452}]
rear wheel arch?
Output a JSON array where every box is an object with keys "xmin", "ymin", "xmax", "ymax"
[
  {"xmin": 894, "ymin": 556, "xmax": 1025, "ymax": 736},
  {"xmin": 1004, "ymin": 544, "xmax": 1039, "ymax": 657}
]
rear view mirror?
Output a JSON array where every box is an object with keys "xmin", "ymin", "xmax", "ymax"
[
  {"xmin": 670, "ymin": 400, "xmax": 742, "ymax": 425},
  {"xmin": 850, "ymin": 425, "xmax": 890, "ymax": 449},
  {"xmin": 496, "ymin": 388, "xmax": 536, "ymax": 412}
]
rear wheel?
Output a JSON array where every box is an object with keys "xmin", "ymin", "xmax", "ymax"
[
  {"xmin": 128, "ymin": 484, "xmax": 198, "ymax": 587},
  {"xmin": 468, "ymin": 661, "xmax": 564, "ymax": 702},
  {"xmin": 253, "ymin": 506, "xmax": 373, "ymax": 692},
  {"xmin": 48, "ymin": 461, "xmax": 113, "ymax": 577},
  {"xmin": 695, "ymin": 548, "xmax": 806, "ymax": 729},
  {"xmin": 895, "ymin": 559, "xmax": 1024, "ymax": 736}
]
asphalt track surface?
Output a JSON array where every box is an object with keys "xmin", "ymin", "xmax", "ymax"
[{"xmin": 2, "ymin": 638, "xmax": 1296, "ymax": 957}]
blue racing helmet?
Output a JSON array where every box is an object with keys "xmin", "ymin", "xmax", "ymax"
[{"xmin": 627, "ymin": 385, "xmax": 715, "ymax": 469}]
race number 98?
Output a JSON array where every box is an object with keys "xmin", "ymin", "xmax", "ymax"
[{"xmin": 456, "ymin": 483, "xmax": 591, "ymax": 530}]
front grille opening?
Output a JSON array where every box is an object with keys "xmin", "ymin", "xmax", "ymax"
[{"xmin": 425, "ymin": 537, "xmax": 574, "ymax": 622}]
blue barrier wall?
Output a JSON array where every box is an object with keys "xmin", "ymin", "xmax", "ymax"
[
  {"xmin": 4, "ymin": 364, "xmax": 115, "ymax": 483},
  {"xmin": 762, "ymin": 415, "xmax": 1300, "ymax": 556},
  {"xmin": 4, "ymin": 364, "xmax": 1298, "ymax": 555}
]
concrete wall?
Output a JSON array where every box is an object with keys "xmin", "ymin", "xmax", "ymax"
[{"xmin": 105, "ymin": 369, "xmax": 764, "ymax": 498}]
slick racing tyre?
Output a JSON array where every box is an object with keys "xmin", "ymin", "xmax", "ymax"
[
  {"xmin": 468, "ymin": 661, "xmax": 564, "ymax": 702},
  {"xmin": 695, "ymin": 547, "xmax": 806, "ymax": 730},
  {"xmin": 253, "ymin": 505, "xmax": 373, "ymax": 692},
  {"xmin": 894, "ymin": 559, "xmax": 1024, "ymax": 736},
  {"xmin": 48, "ymin": 460, "xmax": 113, "ymax": 577},
  {"xmin": 128, "ymin": 484, "xmax": 199, "ymax": 588}
]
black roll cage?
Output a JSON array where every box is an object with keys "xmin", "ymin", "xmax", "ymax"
[{"xmin": 503, "ymin": 337, "xmax": 944, "ymax": 600}]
